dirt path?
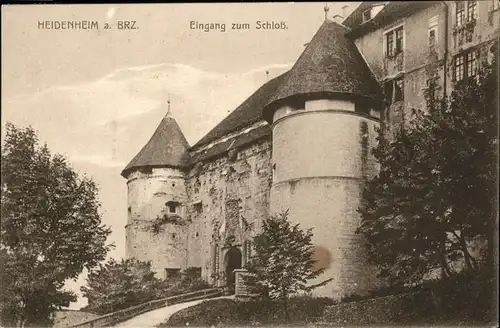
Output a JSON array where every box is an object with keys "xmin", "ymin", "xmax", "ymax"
[{"xmin": 114, "ymin": 295, "xmax": 234, "ymax": 328}]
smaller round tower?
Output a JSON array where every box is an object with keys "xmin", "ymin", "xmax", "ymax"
[
  {"xmin": 121, "ymin": 109, "xmax": 191, "ymax": 280},
  {"xmin": 262, "ymin": 20, "xmax": 384, "ymax": 299}
]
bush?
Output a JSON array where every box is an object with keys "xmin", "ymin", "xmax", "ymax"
[
  {"xmin": 157, "ymin": 278, "xmax": 212, "ymax": 299},
  {"xmin": 161, "ymin": 296, "xmax": 334, "ymax": 327}
]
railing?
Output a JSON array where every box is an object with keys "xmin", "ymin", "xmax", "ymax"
[{"xmin": 70, "ymin": 287, "xmax": 223, "ymax": 328}]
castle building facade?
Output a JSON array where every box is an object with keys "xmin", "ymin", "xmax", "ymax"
[{"xmin": 122, "ymin": 1, "xmax": 499, "ymax": 299}]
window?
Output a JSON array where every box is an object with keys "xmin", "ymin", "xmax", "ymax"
[
  {"xmin": 395, "ymin": 27, "xmax": 404, "ymax": 54},
  {"xmin": 429, "ymin": 29, "xmax": 437, "ymax": 46},
  {"xmin": 383, "ymin": 77, "xmax": 404, "ymax": 105},
  {"xmin": 466, "ymin": 51, "xmax": 477, "ymax": 77},
  {"xmin": 394, "ymin": 78, "xmax": 404, "ymax": 102},
  {"xmin": 165, "ymin": 268, "xmax": 181, "ymax": 282},
  {"xmin": 194, "ymin": 202, "xmax": 202, "ymax": 214},
  {"xmin": 456, "ymin": 1, "xmax": 466, "ymax": 26},
  {"xmin": 467, "ymin": 1, "xmax": 477, "ymax": 21},
  {"xmin": 386, "ymin": 31, "xmax": 394, "ymax": 57},
  {"xmin": 362, "ymin": 9, "xmax": 372, "ymax": 23},
  {"xmin": 385, "ymin": 26, "xmax": 404, "ymax": 57},
  {"xmin": 454, "ymin": 50, "xmax": 478, "ymax": 82},
  {"xmin": 456, "ymin": 1, "xmax": 477, "ymax": 26},
  {"xmin": 384, "ymin": 81, "xmax": 394, "ymax": 103},
  {"xmin": 166, "ymin": 201, "xmax": 181, "ymax": 214},
  {"xmin": 454, "ymin": 55, "xmax": 465, "ymax": 81}
]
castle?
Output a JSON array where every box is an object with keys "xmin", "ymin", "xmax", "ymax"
[{"xmin": 121, "ymin": 1, "xmax": 499, "ymax": 299}]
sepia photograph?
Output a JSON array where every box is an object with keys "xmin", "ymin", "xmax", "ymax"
[{"xmin": 1, "ymin": 1, "xmax": 499, "ymax": 327}]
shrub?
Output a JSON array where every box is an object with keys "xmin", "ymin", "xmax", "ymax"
[
  {"xmin": 161, "ymin": 296, "xmax": 334, "ymax": 327},
  {"xmin": 157, "ymin": 278, "xmax": 211, "ymax": 299}
]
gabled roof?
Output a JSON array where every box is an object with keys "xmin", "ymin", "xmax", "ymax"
[
  {"xmin": 192, "ymin": 72, "xmax": 288, "ymax": 149},
  {"xmin": 121, "ymin": 115, "xmax": 190, "ymax": 177},
  {"xmin": 343, "ymin": 1, "xmax": 441, "ymax": 38},
  {"xmin": 263, "ymin": 20, "xmax": 383, "ymax": 120}
]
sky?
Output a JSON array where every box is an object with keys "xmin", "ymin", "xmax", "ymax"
[{"xmin": 1, "ymin": 2, "xmax": 360, "ymax": 309}]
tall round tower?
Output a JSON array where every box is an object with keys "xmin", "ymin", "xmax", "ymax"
[
  {"xmin": 262, "ymin": 20, "xmax": 384, "ymax": 299},
  {"xmin": 121, "ymin": 110, "xmax": 191, "ymax": 280}
]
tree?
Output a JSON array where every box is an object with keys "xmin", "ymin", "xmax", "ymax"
[
  {"xmin": 81, "ymin": 260, "xmax": 212, "ymax": 315},
  {"xmin": 244, "ymin": 210, "xmax": 332, "ymax": 321},
  {"xmin": 357, "ymin": 42, "xmax": 497, "ymax": 294},
  {"xmin": 81, "ymin": 258, "xmax": 161, "ymax": 314},
  {"xmin": 1, "ymin": 123, "xmax": 112, "ymax": 327}
]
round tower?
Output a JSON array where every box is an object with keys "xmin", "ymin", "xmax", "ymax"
[
  {"xmin": 121, "ymin": 110, "xmax": 191, "ymax": 280},
  {"xmin": 262, "ymin": 20, "xmax": 384, "ymax": 299}
]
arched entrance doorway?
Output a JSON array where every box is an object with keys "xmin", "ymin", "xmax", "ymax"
[{"xmin": 224, "ymin": 247, "xmax": 242, "ymax": 292}]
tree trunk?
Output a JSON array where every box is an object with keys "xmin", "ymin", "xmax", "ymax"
[
  {"xmin": 430, "ymin": 285, "xmax": 443, "ymax": 314},
  {"xmin": 458, "ymin": 230, "xmax": 477, "ymax": 271},
  {"xmin": 282, "ymin": 290, "xmax": 289, "ymax": 322}
]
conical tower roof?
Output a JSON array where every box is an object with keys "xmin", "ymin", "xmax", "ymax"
[
  {"xmin": 121, "ymin": 114, "xmax": 190, "ymax": 177},
  {"xmin": 263, "ymin": 20, "xmax": 382, "ymax": 120}
]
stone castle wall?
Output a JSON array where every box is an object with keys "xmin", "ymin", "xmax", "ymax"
[{"xmin": 185, "ymin": 137, "xmax": 273, "ymax": 284}]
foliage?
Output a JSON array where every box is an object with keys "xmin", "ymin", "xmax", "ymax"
[
  {"xmin": 0, "ymin": 123, "xmax": 112, "ymax": 327},
  {"xmin": 357, "ymin": 44, "xmax": 498, "ymax": 290},
  {"xmin": 161, "ymin": 296, "xmax": 334, "ymax": 327},
  {"xmin": 81, "ymin": 261, "xmax": 211, "ymax": 315},
  {"xmin": 150, "ymin": 214, "xmax": 186, "ymax": 234},
  {"xmin": 244, "ymin": 210, "xmax": 332, "ymax": 321},
  {"xmin": 328, "ymin": 271, "xmax": 495, "ymax": 326},
  {"xmin": 156, "ymin": 278, "xmax": 211, "ymax": 299},
  {"xmin": 81, "ymin": 258, "xmax": 161, "ymax": 315}
]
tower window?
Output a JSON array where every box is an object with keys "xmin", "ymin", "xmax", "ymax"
[
  {"xmin": 166, "ymin": 201, "xmax": 181, "ymax": 214},
  {"xmin": 168, "ymin": 204, "xmax": 177, "ymax": 213},
  {"xmin": 194, "ymin": 202, "xmax": 202, "ymax": 214}
]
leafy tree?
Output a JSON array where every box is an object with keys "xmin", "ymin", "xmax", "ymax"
[
  {"xmin": 81, "ymin": 260, "xmax": 212, "ymax": 315},
  {"xmin": 244, "ymin": 210, "xmax": 332, "ymax": 321},
  {"xmin": 357, "ymin": 42, "xmax": 497, "ymax": 297},
  {"xmin": 81, "ymin": 258, "xmax": 161, "ymax": 314},
  {"xmin": 0, "ymin": 123, "xmax": 112, "ymax": 327}
]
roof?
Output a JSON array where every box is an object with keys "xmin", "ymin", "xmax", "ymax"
[
  {"xmin": 343, "ymin": 1, "xmax": 441, "ymax": 38},
  {"xmin": 263, "ymin": 20, "xmax": 383, "ymax": 121},
  {"xmin": 190, "ymin": 124, "xmax": 270, "ymax": 163},
  {"xmin": 192, "ymin": 72, "xmax": 288, "ymax": 149},
  {"xmin": 121, "ymin": 115, "xmax": 191, "ymax": 177}
]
